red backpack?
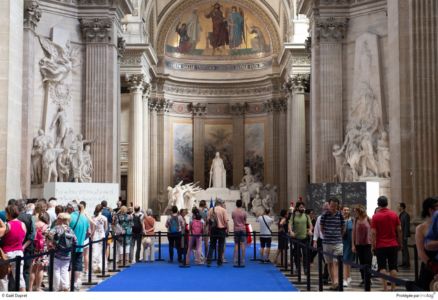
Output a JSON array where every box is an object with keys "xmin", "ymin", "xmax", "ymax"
[{"xmin": 191, "ymin": 219, "xmax": 203, "ymax": 236}]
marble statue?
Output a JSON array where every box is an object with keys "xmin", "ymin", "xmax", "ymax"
[
  {"xmin": 240, "ymin": 184, "xmax": 250, "ymax": 211},
  {"xmin": 209, "ymin": 152, "xmax": 226, "ymax": 188},
  {"xmin": 31, "ymin": 129, "xmax": 53, "ymax": 184},
  {"xmin": 42, "ymin": 143, "xmax": 64, "ymax": 183},
  {"xmin": 251, "ymin": 189, "xmax": 264, "ymax": 217},
  {"xmin": 359, "ymin": 129, "xmax": 379, "ymax": 177},
  {"xmin": 38, "ymin": 36, "xmax": 80, "ymax": 84},
  {"xmin": 50, "ymin": 106, "xmax": 69, "ymax": 147},
  {"xmin": 164, "ymin": 182, "xmax": 203, "ymax": 213},
  {"xmin": 70, "ymin": 134, "xmax": 95, "ymax": 183},
  {"xmin": 57, "ymin": 148, "xmax": 71, "ymax": 182},
  {"xmin": 81, "ymin": 144, "xmax": 93, "ymax": 183},
  {"xmin": 377, "ymin": 131, "xmax": 390, "ymax": 178},
  {"xmin": 239, "ymin": 166, "xmax": 263, "ymax": 200},
  {"xmin": 157, "ymin": 190, "xmax": 167, "ymax": 215},
  {"xmin": 262, "ymin": 194, "xmax": 272, "ymax": 211}
]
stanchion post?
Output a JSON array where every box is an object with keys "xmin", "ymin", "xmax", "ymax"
[
  {"xmin": 179, "ymin": 231, "xmax": 190, "ymax": 268},
  {"xmin": 48, "ymin": 249, "xmax": 55, "ymax": 291},
  {"xmin": 122, "ymin": 234, "xmax": 127, "ymax": 267},
  {"xmin": 14, "ymin": 256, "xmax": 22, "ymax": 291},
  {"xmin": 98, "ymin": 237, "xmax": 110, "ymax": 278},
  {"xmin": 338, "ymin": 255, "xmax": 343, "ymax": 291},
  {"xmin": 70, "ymin": 244, "xmax": 77, "ymax": 292},
  {"xmin": 83, "ymin": 238, "xmax": 97, "ymax": 286},
  {"xmin": 251, "ymin": 231, "xmax": 257, "ymax": 261},
  {"xmin": 414, "ymin": 245, "xmax": 419, "ymax": 282},
  {"xmin": 296, "ymin": 241, "xmax": 301, "ymax": 283},
  {"xmin": 157, "ymin": 231, "xmax": 164, "ymax": 261},
  {"xmin": 110, "ymin": 235, "xmax": 120, "ymax": 272},
  {"xmin": 306, "ymin": 243, "xmax": 311, "ymax": 291},
  {"xmin": 234, "ymin": 232, "xmax": 244, "ymax": 268},
  {"xmin": 318, "ymin": 247, "xmax": 323, "ymax": 291}
]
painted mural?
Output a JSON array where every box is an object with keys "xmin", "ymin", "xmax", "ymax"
[
  {"xmin": 245, "ymin": 121, "xmax": 265, "ymax": 182},
  {"xmin": 204, "ymin": 123, "xmax": 233, "ymax": 188},
  {"xmin": 166, "ymin": 1, "xmax": 271, "ymax": 57},
  {"xmin": 172, "ymin": 122, "xmax": 194, "ymax": 185}
]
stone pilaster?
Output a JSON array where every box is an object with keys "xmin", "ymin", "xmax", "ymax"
[
  {"xmin": 310, "ymin": 17, "xmax": 348, "ymax": 182},
  {"xmin": 286, "ymin": 74, "xmax": 309, "ymax": 202},
  {"xmin": 127, "ymin": 74, "xmax": 145, "ymax": 207},
  {"xmin": 264, "ymin": 101, "xmax": 275, "ymax": 186},
  {"xmin": 273, "ymin": 98, "xmax": 288, "ymax": 209},
  {"xmin": 190, "ymin": 103, "xmax": 207, "ymax": 188},
  {"xmin": 148, "ymin": 98, "xmax": 159, "ymax": 209},
  {"xmin": 21, "ymin": 0, "xmax": 41, "ymax": 197},
  {"xmin": 0, "ymin": 0, "xmax": 24, "ymax": 203},
  {"xmin": 80, "ymin": 17, "xmax": 119, "ymax": 183},
  {"xmin": 230, "ymin": 103, "xmax": 246, "ymax": 187}
]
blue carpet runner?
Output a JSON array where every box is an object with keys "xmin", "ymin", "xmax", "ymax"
[{"xmin": 90, "ymin": 244, "xmax": 297, "ymax": 292}]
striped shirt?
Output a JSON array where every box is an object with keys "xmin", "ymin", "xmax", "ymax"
[{"xmin": 320, "ymin": 211, "xmax": 345, "ymax": 245}]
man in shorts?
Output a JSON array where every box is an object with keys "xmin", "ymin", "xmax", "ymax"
[
  {"xmin": 320, "ymin": 197, "xmax": 345, "ymax": 290},
  {"xmin": 232, "ymin": 200, "xmax": 247, "ymax": 266},
  {"xmin": 371, "ymin": 196, "xmax": 402, "ymax": 291},
  {"xmin": 257, "ymin": 208, "xmax": 273, "ymax": 263}
]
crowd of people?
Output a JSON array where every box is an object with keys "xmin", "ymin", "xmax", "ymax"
[{"xmin": 0, "ymin": 194, "xmax": 437, "ymax": 292}]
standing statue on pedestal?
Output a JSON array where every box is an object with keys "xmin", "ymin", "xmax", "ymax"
[
  {"xmin": 57, "ymin": 148, "xmax": 71, "ymax": 182},
  {"xmin": 209, "ymin": 152, "xmax": 226, "ymax": 188},
  {"xmin": 359, "ymin": 129, "xmax": 379, "ymax": 177},
  {"xmin": 81, "ymin": 144, "xmax": 93, "ymax": 183},
  {"xmin": 70, "ymin": 134, "xmax": 94, "ymax": 183},
  {"xmin": 377, "ymin": 131, "xmax": 390, "ymax": 178},
  {"xmin": 31, "ymin": 129, "xmax": 53, "ymax": 184},
  {"xmin": 42, "ymin": 143, "xmax": 64, "ymax": 182},
  {"xmin": 50, "ymin": 106, "xmax": 69, "ymax": 148}
]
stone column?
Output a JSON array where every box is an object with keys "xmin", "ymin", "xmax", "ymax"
[
  {"xmin": 231, "ymin": 103, "xmax": 246, "ymax": 187},
  {"xmin": 127, "ymin": 74, "xmax": 145, "ymax": 207},
  {"xmin": 21, "ymin": 0, "xmax": 41, "ymax": 197},
  {"xmin": 310, "ymin": 17, "xmax": 348, "ymax": 183},
  {"xmin": 276, "ymin": 98, "xmax": 288, "ymax": 209},
  {"xmin": 148, "ymin": 98, "xmax": 159, "ymax": 209},
  {"xmin": 0, "ymin": 0, "xmax": 24, "ymax": 202},
  {"xmin": 80, "ymin": 18, "xmax": 119, "ymax": 183},
  {"xmin": 191, "ymin": 103, "xmax": 207, "ymax": 188},
  {"xmin": 142, "ymin": 89, "xmax": 150, "ymax": 210},
  {"xmin": 286, "ymin": 74, "xmax": 309, "ymax": 201},
  {"xmin": 264, "ymin": 101, "xmax": 275, "ymax": 185}
]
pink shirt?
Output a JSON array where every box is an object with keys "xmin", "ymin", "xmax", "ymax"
[
  {"xmin": 354, "ymin": 218, "xmax": 371, "ymax": 245},
  {"xmin": 208, "ymin": 206, "xmax": 228, "ymax": 229},
  {"xmin": 232, "ymin": 208, "xmax": 247, "ymax": 232},
  {"xmin": 2, "ymin": 219, "xmax": 26, "ymax": 253}
]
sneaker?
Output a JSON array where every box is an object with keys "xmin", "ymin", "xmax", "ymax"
[
  {"xmin": 343, "ymin": 280, "xmax": 348, "ymax": 287},
  {"xmin": 347, "ymin": 277, "xmax": 352, "ymax": 285}
]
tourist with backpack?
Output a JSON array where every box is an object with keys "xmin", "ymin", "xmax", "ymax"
[
  {"xmin": 130, "ymin": 206, "xmax": 144, "ymax": 263},
  {"xmin": 48, "ymin": 213, "xmax": 77, "ymax": 291},
  {"xmin": 185, "ymin": 208, "xmax": 204, "ymax": 265},
  {"xmin": 165, "ymin": 206, "xmax": 184, "ymax": 263},
  {"xmin": 29, "ymin": 213, "xmax": 49, "ymax": 291}
]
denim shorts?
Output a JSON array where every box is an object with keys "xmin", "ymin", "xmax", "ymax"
[{"xmin": 234, "ymin": 230, "xmax": 246, "ymax": 243}]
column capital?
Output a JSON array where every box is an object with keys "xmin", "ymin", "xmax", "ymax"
[
  {"xmin": 189, "ymin": 103, "xmax": 207, "ymax": 117},
  {"xmin": 148, "ymin": 98, "xmax": 172, "ymax": 113},
  {"xmin": 284, "ymin": 74, "xmax": 310, "ymax": 94},
  {"xmin": 127, "ymin": 74, "xmax": 146, "ymax": 92},
  {"xmin": 263, "ymin": 100, "xmax": 274, "ymax": 113},
  {"xmin": 79, "ymin": 18, "xmax": 113, "ymax": 43},
  {"xmin": 230, "ymin": 103, "xmax": 247, "ymax": 116},
  {"xmin": 273, "ymin": 98, "xmax": 288, "ymax": 113},
  {"xmin": 315, "ymin": 17, "xmax": 349, "ymax": 42},
  {"xmin": 24, "ymin": 0, "xmax": 42, "ymax": 30}
]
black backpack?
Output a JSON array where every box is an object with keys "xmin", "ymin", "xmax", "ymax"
[
  {"xmin": 132, "ymin": 214, "xmax": 142, "ymax": 235},
  {"xmin": 18, "ymin": 212, "xmax": 34, "ymax": 252}
]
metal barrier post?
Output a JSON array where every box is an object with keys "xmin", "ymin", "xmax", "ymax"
[
  {"xmin": 338, "ymin": 255, "xmax": 343, "ymax": 291},
  {"xmin": 414, "ymin": 245, "xmax": 419, "ymax": 282},
  {"xmin": 70, "ymin": 245, "xmax": 76, "ymax": 292},
  {"xmin": 121, "ymin": 234, "xmax": 127, "ymax": 267},
  {"xmin": 48, "ymin": 250, "xmax": 55, "ymax": 291},
  {"xmin": 318, "ymin": 248, "xmax": 323, "ymax": 291},
  {"xmin": 251, "ymin": 231, "xmax": 257, "ymax": 261},
  {"xmin": 234, "ymin": 232, "xmax": 244, "ymax": 268},
  {"xmin": 98, "ymin": 237, "xmax": 110, "ymax": 278},
  {"xmin": 287, "ymin": 237, "xmax": 292, "ymax": 275},
  {"xmin": 110, "ymin": 235, "xmax": 120, "ymax": 273},
  {"xmin": 296, "ymin": 241, "xmax": 301, "ymax": 283},
  {"xmin": 157, "ymin": 231, "xmax": 164, "ymax": 261},
  {"xmin": 83, "ymin": 238, "xmax": 97, "ymax": 286},
  {"xmin": 14, "ymin": 256, "xmax": 22, "ymax": 291},
  {"xmin": 306, "ymin": 244, "xmax": 311, "ymax": 291},
  {"xmin": 179, "ymin": 232, "xmax": 190, "ymax": 268}
]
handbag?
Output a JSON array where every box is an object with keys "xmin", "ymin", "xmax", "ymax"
[{"xmin": 0, "ymin": 248, "xmax": 10, "ymax": 279}]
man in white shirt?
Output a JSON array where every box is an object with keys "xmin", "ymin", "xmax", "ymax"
[
  {"xmin": 47, "ymin": 198, "xmax": 57, "ymax": 226},
  {"xmin": 257, "ymin": 209, "xmax": 273, "ymax": 263}
]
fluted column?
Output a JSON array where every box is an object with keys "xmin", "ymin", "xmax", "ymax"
[
  {"xmin": 231, "ymin": 103, "xmax": 246, "ymax": 187},
  {"xmin": 276, "ymin": 98, "xmax": 288, "ymax": 209},
  {"xmin": 21, "ymin": 0, "xmax": 41, "ymax": 196},
  {"xmin": 148, "ymin": 99, "xmax": 159, "ymax": 209},
  {"xmin": 310, "ymin": 17, "xmax": 348, "ymax": 182},
  {"xmin": 80, "ymin": 18, "xmax": 119, "ymax": 183},
  {"xmin": 142, "ymin": 89, "xmax": 150, "ymax": 210},
  {"xmin": 190, "ymin": 103, "xmax": 207, "ymax": 188},
  {"xmin": 127, "ymin": 75, "xmax": 145, "ymax": 207},
  {"xmin": 287, "ymin": 74, "xmax": 309, "ymax": 201}
]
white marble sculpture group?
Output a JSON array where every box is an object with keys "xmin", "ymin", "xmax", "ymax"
[{"xmin": 163, "ymin": 181, "xmax": 203, "ymax": 213}]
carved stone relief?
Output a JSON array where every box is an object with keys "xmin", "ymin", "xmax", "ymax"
[{"xmin": 315, "ymin": 17, "xmax": 349, "ymax": 42}]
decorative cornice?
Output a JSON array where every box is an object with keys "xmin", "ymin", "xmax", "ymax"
[
  {"xmin": 188, "ymin": 103, "xmax": 207, "ymax": 117},
  {"xmin": 79, "ymin": 18, "xmax": 113, "ymax": 43},
  {"xmin": 230, "ymin": 103, "xmax": 247, "ymax": 116},
  {"xmin": 117, "ymin": 37, "xmax": 126, "ymax": 59},
  {"xmin": 148, "ymin": 98, "xmax": 173, "ymax": 113},
  {"xmin": 263, "ymin": 100, "xmax": 274, "ymax": 113},
  {"xmin": 319, "ymin": 0, "xmax": 351, "ymax": 6},
  {"xmin": 292, "ymin": 56, "xmax": 311, "ymax": 66},
  {"xmin": 24, "ymin": 0, "xmax": 42, "ymax": 30},
  {"xmin": 163, "ymin": 84, "xmax": 273, "ymax": 97},
  {"xmin": 315, "ymin": 17, "xmax": 349, "ymax": 42}
]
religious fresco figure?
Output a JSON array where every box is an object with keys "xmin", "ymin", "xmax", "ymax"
[
  {"xmin": 186, "ymin": 9, "xmax": 202, "ymax": 48},
  {"xmin": 205, "ymin": 2, "xmax": 229, "ymax": 51},
  {"xmin": 175, "ymin": 23, "xmax": 192, "ymax": 53},
  {"xmin": 228, "ymin": 6, "xmax": 244, "ymax": 49}
]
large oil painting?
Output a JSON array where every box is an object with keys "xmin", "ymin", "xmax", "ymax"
[
  {"xmin": 204, "ymin": 123, "xmax": 233, "ymax": 188},
  {"xmin": 172, "ymin": 121, "xmax": 194, "ymax": 185},
  {"xmin": 245, "ymin": 121, "xmax": 265, "ymax": 182},
  {"xmin": 166, "ymin": 1, "xmax": 271, "ymax": 57}
]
